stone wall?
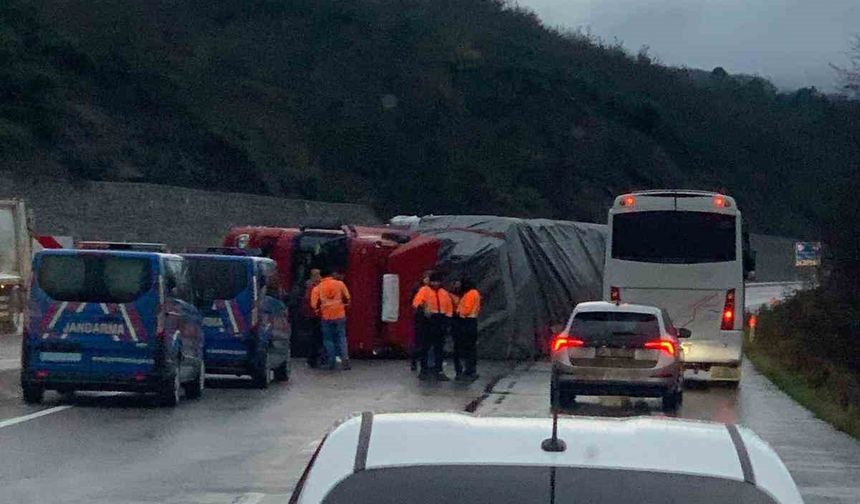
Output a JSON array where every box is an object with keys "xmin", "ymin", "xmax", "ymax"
[{"xmin": 0, "ymin": 173, "xmax": 380, "ymax": 248}]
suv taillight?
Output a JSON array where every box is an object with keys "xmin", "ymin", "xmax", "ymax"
[
  {"xmin": 610, "ymin": 286, "xmax": 620, "ymax": 303},
  {"xmin": 551, "ymin": 335, "xmax": 584, "ymax": 353},
  {"xmin": 644, "ymin": 339, "xmax": 676, "ymax": 357},
  {"xmin": 721, "ymin": 289, "xmax": 736, "ymax": 330}
]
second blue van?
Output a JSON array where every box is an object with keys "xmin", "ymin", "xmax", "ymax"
[
  {"xmin": 21, "ymin": 249, "xmax": 204, "ymax": 406},
  {"xmin": 183, "ymin": 254, "xmax": 291, "ymax": 388}
]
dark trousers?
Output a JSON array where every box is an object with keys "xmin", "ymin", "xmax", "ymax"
[
  {"xmin": 306, "ymin": 318, "xmax": 323, "ymax": 367},
  {"xmin": 453, "ymin": 318, "xmax": 478, "ymax": 376},
  {"xmin": 420, "ymin": 315, "xmax": 447, "ymax": 374}
]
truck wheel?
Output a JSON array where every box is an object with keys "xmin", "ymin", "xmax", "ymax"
[
  {"xmin": 158, "ymin": 364, "xmax": 181, "ymax": 407},
  {"xmin": 184, "ymin": 362, "xmax": 204, "ymax": 399},
  {"xmin": 252, "ymin": 349, "xmax": 271, "ymax": 389},
  {"xmin": 22, "ymin": 382, "xmax": 44, "ymax": 405}
]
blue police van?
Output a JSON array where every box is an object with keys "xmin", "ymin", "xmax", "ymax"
[
  {"xmin": 183, "ymin": 253, "xmax": 291, "ymax": 388},
  {"xmin": 21, "ymin": 247, "xmax": 204, "ymax": 406}
]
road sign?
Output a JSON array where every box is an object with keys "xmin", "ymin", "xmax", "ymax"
[{"xmin": 795, "ymin": 241, "xmax": 821, "ymax": 267}]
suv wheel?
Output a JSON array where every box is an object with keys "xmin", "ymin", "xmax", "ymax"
[{"xmin": 662, "ymin": 388, "xmax": 682, "ymax": 411}]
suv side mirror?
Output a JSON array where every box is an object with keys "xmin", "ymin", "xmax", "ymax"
[{"xmin": 678, "ymin": 328, "xmax": 692, "ymax": 339}]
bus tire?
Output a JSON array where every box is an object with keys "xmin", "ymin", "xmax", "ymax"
[
  {"xmin": 184, "ymin": 362, "xmax": 204, "ymax": 399},
  {"xmin": 22, "ymin": 382, "xmax": 44, "ymax": 404},
  {"xmin": 159, "ymin": 365, "xmax": 181, "ymax": 407}
]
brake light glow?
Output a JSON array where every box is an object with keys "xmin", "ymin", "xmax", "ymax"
[
  {"xmin": 552, "ymin": 336, "xmax": 585, "ymax": 352},
  {"xmin": 35, "ymin": 370, "xmax": 49, "ymax": 379},
  {"xmin": 644, "ymin": 340, "xmax": 676, "ymax": 357},
  {"xmin": 749, "ymin": 314, "xmax": 757, "ymax": 328},
  {"xmin": 713, "ymin": 195, "xmax": 732, "ymax": 208},
  {"xmin": 721, "ymin": 289, "xmax": 736, "ymax": 330},
  {"xmin": 620, "ymin": 195, "xmax": 636, "ymax": 207},
  {"xmin": 610, "ymin": 286, "xmax": 620, "ymax": 303},
  {"xmin": 134, "ymin": 372, "xmax": 147, "ymax": 382}
]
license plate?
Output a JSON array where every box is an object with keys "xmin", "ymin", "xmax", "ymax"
[
  {"xmin": 40, "ymin": 352, "xmax": 82, "ymax": 363},
  {"xmin": 710, "ymin": 366, "xmax": 739, "ymax": 380},
  {"xmin": 596, "ymin": 347, "xmax": 633, "ymax": 358}
]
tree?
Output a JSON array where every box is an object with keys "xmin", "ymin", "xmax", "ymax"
[{"xmin": 832, "ymin": 35, "xmax": 860, "ymax": 98}]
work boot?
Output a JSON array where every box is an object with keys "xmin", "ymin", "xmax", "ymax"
[
  {"xmin": 418, "ymin": 370, "xmax": 431, "ymax": 381},
  {"xmin": 342, "ymin": 359, "xmax": 352, "ymax": 371},
  {"xmin": 435, "ymin": 372, "xmax": 451, "ymax": 382}
]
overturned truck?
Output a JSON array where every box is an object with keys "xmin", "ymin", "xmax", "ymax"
[{"xmin": 411, "ymin": 216, "xmax": 606, "ymax": 359}]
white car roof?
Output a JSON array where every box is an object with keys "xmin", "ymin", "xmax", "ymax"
[
  {"xmin": 574, "ymin": 300, "xmax": 662, "ymax": 316},
  {"xmin": 296, "ymin": 413, "xmax": 802, "ymax": 504}
]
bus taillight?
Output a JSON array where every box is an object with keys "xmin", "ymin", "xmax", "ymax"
[
  {"xmin": 610, "ymin": 286, "xmax": 620, "ymax": 303},
  {"xmin": 721, "ymin": 289, "xmax": 736, "ymax": 330},
  {"xmin": 620, "ymin": 195, "xmax": 636, "ymax": 207},
  {"xmin": 713, "ymin": 195, "xmax": 732, "ymax": 208}
]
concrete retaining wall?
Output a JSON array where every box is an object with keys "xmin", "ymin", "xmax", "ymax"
[{"xmin": 0, "ymin": 173, "xmax": 380, "ymax": 248}]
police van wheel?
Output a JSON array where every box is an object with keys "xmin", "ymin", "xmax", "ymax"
[
  {"xmin": 159, "ymin": 368, "xmax": 181, "ymax": 407},
  {"xmin": 274, "ymin": 359, "xmax": 290, "ymax": 382},
  {"xmin": 185, "ymin": 362, "xmax": 204, "ymax": 399},
  {"xmin": 252, "ymin": 351, "xmax": 271, "ymax": 389},
  {"xmin": 22, "ymin": 382, "xmax": 44, "ymax": 404}
]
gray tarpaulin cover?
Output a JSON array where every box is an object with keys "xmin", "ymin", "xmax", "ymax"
[{"xmin": 416, "ymin": 216, "xmax": 607, "ymax": 359}]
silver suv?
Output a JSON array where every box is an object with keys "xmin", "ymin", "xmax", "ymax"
[{"xmin": 551, "ymin": 301, "xmax": 689, "ymax": 410}]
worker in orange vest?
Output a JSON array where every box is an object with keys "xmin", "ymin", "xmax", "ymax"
[
  {"xmin": 311, "ymin": 269, "xmax": 352, "ymax": 370},
  {"xmin": 412, "ymin": 271, "xmax": 454, "ymax": 381},
  {"xmin": 453, "ymin": 278, "xmax": 481, "ymax": 381}
]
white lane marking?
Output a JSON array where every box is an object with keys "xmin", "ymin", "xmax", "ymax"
[
  {"xmin": 0, "ymin": 405, "xmax": 73, "ymax": 430},
  {"xmin": 233, "ymin": 493, "xmax": 266, "ymax": 504}
]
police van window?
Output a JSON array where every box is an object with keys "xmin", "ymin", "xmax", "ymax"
[
  {"xmin": 187, "ymin": 258, "xmax": 248, "ymax": 308},
  {"xmin": 38, "ymin": 254, "xmax": 152, "ymax": 303}
]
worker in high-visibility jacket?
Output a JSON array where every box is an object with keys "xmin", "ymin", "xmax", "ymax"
[
  {"xmin": 412, "ymin": 271, "xmax": 454, "ymax": 381},
  {"xmin": 453, "ymin": 278, "xmax": 481, "ymax": 380},
  {"xmin": 311, "ymin": 269, "xmax": 352, "ymax": 370}
]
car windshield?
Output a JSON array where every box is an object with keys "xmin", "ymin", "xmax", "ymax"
[
  {"xmin": 612, "ymin": 211, "xmax": 736, "ymax": 264},
  {"xmin": 37, "ymin": 254, "xmax": 153, "ymax": 303},
  {"xmin": 319, "ymin": 465, "xmax": 779, "ymax": 504},
  {"xmin": 571, "ymin": 311, "xmax": 660, "ymax": 339},
  {"xmin": 187, "ymin": 257, "xmax": 249, "ymax": 309}
]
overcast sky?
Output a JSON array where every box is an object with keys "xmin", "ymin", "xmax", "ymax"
[{"xmin": 518, "ymin": 0, "xmax": 859, "ymax": 91}]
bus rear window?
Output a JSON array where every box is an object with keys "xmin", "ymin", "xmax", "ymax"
[
  {"xmin": 612, "ymin": 211, "xmax": 736, "ymax": 263},
  {"xmin": 187, "ymin": 258, "xmax": 249, "ymax": 309},
  {"xmin": 38, "ymin": 255, "xmax": 153, "ymax": 303}
]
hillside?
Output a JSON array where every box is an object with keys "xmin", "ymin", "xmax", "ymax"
[{"xmin": 2, "ymin": 0, "xmax": 859, "ymax": 236}]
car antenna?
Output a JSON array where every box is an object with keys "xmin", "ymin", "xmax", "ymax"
[{"xmin": 542, "ymin": 369, "xmax": 567, "ymax": 452}]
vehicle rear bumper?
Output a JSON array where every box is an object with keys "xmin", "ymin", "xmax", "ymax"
[
  {"xmin": 204, "ymin": 347, "xmax": 252, "ymax": 375},
  {"xmin": 680, "ymin": 332, "xmax": 742, "ymax": 365},
  {"xmin": 21, "ymin": 370, "xmax": 171, "ymax": 392},
  {"xmin": 554, "ymin": 362, "xmax": 678, "ymax": 397}
]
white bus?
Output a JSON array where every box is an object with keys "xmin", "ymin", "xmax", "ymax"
[{"xmin": 603, "ymin": 190, "xmax": 755, "ymax": 383}]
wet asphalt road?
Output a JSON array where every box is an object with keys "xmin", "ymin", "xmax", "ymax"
[{"xmin": 0, "ymin": 338, "xmax": 858, "ymax": 504}]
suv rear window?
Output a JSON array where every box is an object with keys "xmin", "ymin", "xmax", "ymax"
[
  {"xmin": 187, "ymin": 257, "xmax": 249, "ymax": 308},
  {"xmin": 38, "ymin": 254, "xmax": 153, "ymax": 303},
  {"xmin": 612, "ymin": 211, "xmax": 736, "ymax": 263},
  {"xmin": 319, "ymin": 465, "xmax": 778, "ymax": 504},
  {"xmin": 572, "ymin": 311, "xmax": 660, "ymax": 339}
]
